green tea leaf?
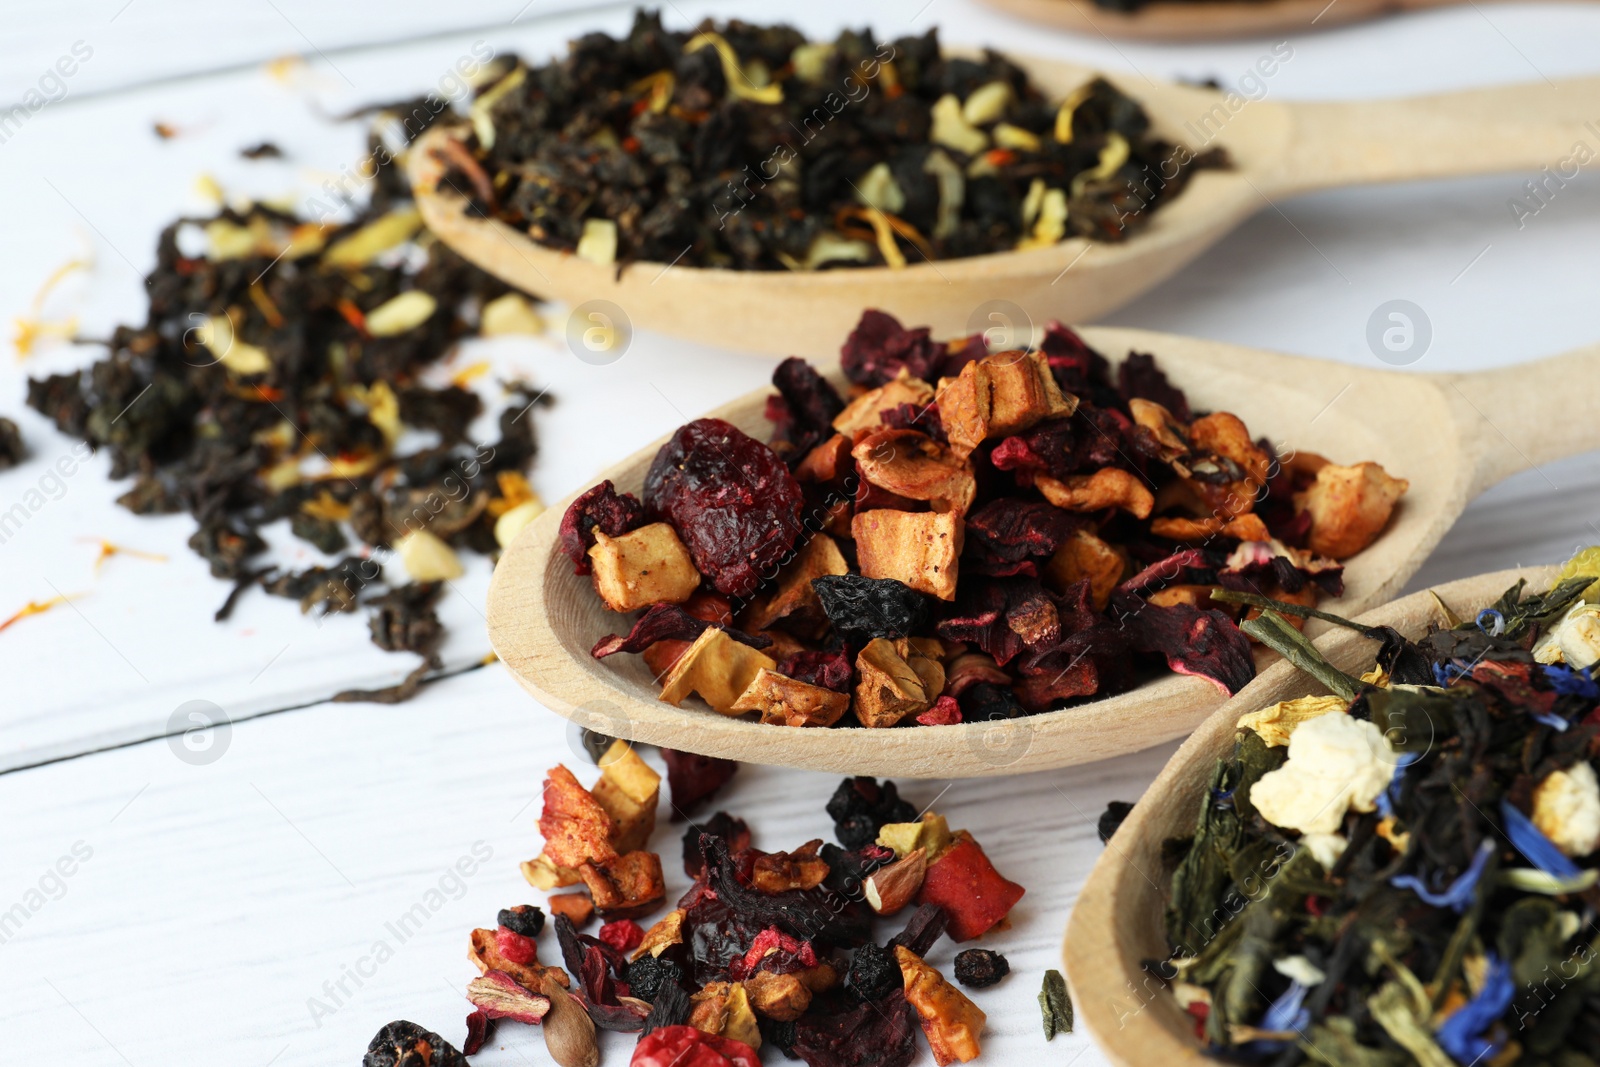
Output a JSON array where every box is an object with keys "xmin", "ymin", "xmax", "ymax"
[
  {"xmin": 1038, "ymin": 969, "xmax": 1072, "ymax": 1040},
  {"xmin": 1240, "ymin": 610, "xmax": 1361, "ymax": 700}
]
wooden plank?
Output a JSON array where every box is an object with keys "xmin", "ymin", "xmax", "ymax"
[{"xmin": 0, "ymin": 662, "xmax": 1167, "ymax": 1066}]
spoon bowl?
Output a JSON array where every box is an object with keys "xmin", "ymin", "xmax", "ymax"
[
  {"xmin": 414, "ymin": 57, "xmax": 1600, "ymax": 358},
  {"xmin": 1062, "ymin": 563, "xmax": 1559, "ymax": 1067},
  {"xmin": 485, "ymin": 328, "xmax": 1600, "ymax": 778},
  {"xmin": 980, "ymin": 0, "xmax": 1500, "ymax": 42}
]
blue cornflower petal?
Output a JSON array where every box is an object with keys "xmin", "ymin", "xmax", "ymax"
[
  {"xmin": 1376, "ymin": 751, "xmax": 1420, "ymax": 819},
  {"xmin": 1543, "ymin": 663, "xmax": 1600, "ymax": 700},
  {"xmin": 1435, "ymin": 954, "xmax": 1514, "ymax": 1066},
  {"xmin": 1434, "ymin": 661, "xmax": 1472, "ymax": 687},
  {"xmin": 1260, "ymin": 980, "xmax": 1310, "ymax": 1034},
  {"xmin": 1500, "ymin": 799, "xmax": 1583, "ymax": 880},
  {"xmin": 1476, "ymin": 609, "xmax": 1506, "ymax": 636},
  {"xmin": 1532, "ymin": 711, "xmax": 1571, "ymax": 732},
  {"xmin": 1391, "ymin": 840, "xmax": 1495, "ymax": 912}
]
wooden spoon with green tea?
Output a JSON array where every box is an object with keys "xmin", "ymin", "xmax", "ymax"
[
  {"xmin": 1062, "ymin": 564, "xmax": 1557, "ymax": 1067},
  {"xmin": 485, "ymin": 328, "xmax": 1600, "ymax": 778},
  {"xmin": 414, "ymin": 57, "xmax": 1600, "ymax": 358}
]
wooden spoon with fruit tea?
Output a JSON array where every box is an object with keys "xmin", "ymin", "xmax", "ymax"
[
  {"xmin": 1063, "ymin": 564, "xmax": 1557, "ymax": 1067},
  {"xmin": 486, "ymin": 327, "xmax": 1600, "ymax": 777},
  {"xmin": 414, "ymin": 57, "xmax": 1600, "ymax": 358}
]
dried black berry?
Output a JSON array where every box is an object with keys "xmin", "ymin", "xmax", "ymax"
[
  {"xmin": 845, "ymin": 942, "xmax": 901, "ymax": 1002},
  {"xmin": 812, "ymin": 575, "xmax": 932, "ymax": 643},
  {"xmin": 497, "ymin": 905, "xmax": 545, "ymax": 938},
  {"xmin": 953, "ymin": 949, "xmax": 1010, "ymax": 988},
  {"xmin": 827, "ymin": 777, "xmax": 917, "ymax": 849},
  {"xmin": 762, "ymin": 1017, "xmax": 798, "ymax": 1056},
  {"xmin": 1097, "ymin": 800, "xmax": 1136, "ymax": 844},
  {"xmin": 957, "ymin": 682, "xmax": 1028, "ymax": 722},
  {"xmin": 626, "ymin": 954, "xmax": 683, "ymax": 1002},
  {"xmin": 640, "ymin": 980, "xmax": 690, "ymax": 1037},
  {"xmin": 0, "ymin": 417, "xmax": 24, "ymax": 470},
  {"xmin": 363, "ymin": 1020, "xmax": 468, "ymax": 1067}
]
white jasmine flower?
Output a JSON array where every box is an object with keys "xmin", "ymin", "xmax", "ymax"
[
  {"xmin": 1533, "ymin": 760, "xmax": 1600, "ymax": 857},
  {"xmin": 1273, "ymin": 955, "xmax": 1327, "ymax": 988},
  {"xmin": 1248, "ymin": 712, "xmax": 1397, "ymax": 835},
  {"xmin": 1534, "ymin": 603, "xmax": 1600, "ymax": 669},
  {"xmin": 1299, "ymin": 832, "xmax": 1348, "ymax": 871}
]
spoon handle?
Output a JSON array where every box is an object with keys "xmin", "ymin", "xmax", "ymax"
[
  {"xmin": 1270, "ymin": 77, "xmax": 1600, "ymax": 196},
  {"xmin": 1445, "ymin": 345, "xmax": 1600, "ymax": 497}
]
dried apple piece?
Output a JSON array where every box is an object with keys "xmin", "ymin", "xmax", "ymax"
[
  {"xmin": 1295, "ymin": 460, "xmax": 1409, "ymax": 559},
  {"xmin": 730, "ymin": 668, "xmax": 850, "ymax": 727},
  {"xmin": 658, "ymin": 627, "xmax": 777, "ymax": 714},
  {"xmin": 852, "ymin": 509, "xmax": 962, "ymax": 601},
  {"xmin": 832, "ymin": 371, "xmax": 935, "ymax": 436},
  {"xmin": 740, "ymin": 533, "xmax": 848, "ymax": 638},
  {"xmin": 587, "ymin": 522, "xmax": 701, "ymax": 612},
  {"xmin": 852, "ymin": 429, "xmax": 976, "ymax": 515},
  {"xmin": 1035, "ymin": 468, "xmax": 1154, "ymax": 518}
]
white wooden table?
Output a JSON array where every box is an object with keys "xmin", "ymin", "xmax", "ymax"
[{"xmin": 4, "ymin": 2, "xmax": 1598, "ymax": 1065}]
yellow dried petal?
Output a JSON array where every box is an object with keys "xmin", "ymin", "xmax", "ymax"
[
  {"xmin": 930, "ymin": 94, "xmax": 988, "ymax": 156},
  {"xmin": 1236, "ymin": 694, "xmax": 1349, "ymax": 748},
  {"xmin": 364, "ymin": 291, "xmax": 437, "ymax": 337},
  {"xmin": 685, "ymin": 32, "xmax": 783, "ymax": 104},
  {"xmin": 197, "ymin": 312, "xmax": 273, "ymax": 375},
  {"xmin": 470, "ymin": 64, "xmax": 527, "ymax": 150},
  {"xmin": 992, "ymin": 123, "xmax": 1041, "ymax": 152},
  {"xmin": 961, "ymin": 81, "xmax": 1012, "ymax": 126}
]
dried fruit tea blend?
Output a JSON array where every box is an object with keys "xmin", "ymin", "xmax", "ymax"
[
  {"xmin": 365, "ymin": 752, "xmax": 1028, "ymax": 1066},
  {"xmin": 569, "ymin": 309, "xmax": 1408, "ymax": 730},
  {"xmin": 1151, "ymin": 549, "xmax": 1600, "ymax": 1063},
  {"xmin": 437, "ymin": 11, "xmax": 1225, "ymax": 272},
  {"xmin": 26, "ymin": 105, "xmax": 550, "ymax": 702}
]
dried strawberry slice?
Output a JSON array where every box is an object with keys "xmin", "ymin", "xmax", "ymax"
[{"xmin": 643, "ymin": 418, "xmax": 803, "ymax": 598}]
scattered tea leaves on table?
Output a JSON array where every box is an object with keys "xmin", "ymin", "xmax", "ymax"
[{"xmin": 1039, "ymin": 968, "xmax": 1072, "ymax": 1038}]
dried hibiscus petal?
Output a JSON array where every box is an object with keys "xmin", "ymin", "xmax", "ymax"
[
  {"xmin": 463, "ymin": 1009, "xmax": 490, "ymax": 1055},
  {"xmin": 792, "ymin": 989, "xmax": 919, "ymax": 1067},
  {"xmin": 560, "ymin": 480, "xmax": 645, "ymax": 575},
  {"xmin": 777, "ymin": 648, "xmax": 853, "ymax": 693},
  {"xmin": 841, "ymin": 309, "xmax": 943, "ymax": 386},
  {"xmin": 1116, "ymin": 350, "xmax": 1191, "ymax": 422},
  {"xmin": 592, "ymin": 604, "xmax": 773, "ymax": 660},
  {"xmin": 662, "ymin": 749, "xmax": 739, "ymax": 820},
  {"xmin": 769, "ymin": 357, "xmax": 845, "ymax": 463},
  {"xmin": 684, "ymin": 811, "xmax": 751, "ymax": 878},
  {"xmin": 699, "ymin": 835, "xmax": 873, "ymax": 947},
  {"xmin": 1112, "ymin": 592, "xmax": 1255, "ymax": 695},
  {"xmin": 963, "ymin": 498, "xmax": 1082, "ymax": 562},
  {"xmin": 644, "ymin": 418, "xmax": 804, "ymax": 598}
]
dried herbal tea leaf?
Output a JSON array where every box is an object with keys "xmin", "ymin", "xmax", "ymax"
[{"xmin": 1039, "ymin": 969, "xmax": 1072, "ymax": 1039}]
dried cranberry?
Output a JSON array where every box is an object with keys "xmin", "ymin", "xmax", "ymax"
[
  {"xmin": 497, "ymin": 904, "xmax": 545, "ymax": 938},
  {"xmin": 643, "ymin": 418, "xmax": 804, "ymax": 598},
  {"xmin": 559, "ymin": 480, "xmax": 645, "ymax": 574},
  {"xmin": 845, "ymin": 942, "xmax": 900, "ymax": 1001},
  {"xmin": 631, "ymin": 1025, "xmax": 760, "ymax": 1067},
  {"xmin": 953, "ymin": 948, "xmax": 1010, "ymax": 988}
]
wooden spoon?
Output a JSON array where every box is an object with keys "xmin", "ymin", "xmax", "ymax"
[
  {"xmin": 413, "ymin": 61, "xmax": 1600, "ymax": 358},
  {"xmin": 1062, "ymin": 563, "xmax": 1557, "ymax": 1067},
  {"xmin": 979, "ymin": 0, "xmax": 1518, "ymax": 43},
  {"xmin": 485, "ymin": 327, "xmax": 1600, "ymax": 778}
]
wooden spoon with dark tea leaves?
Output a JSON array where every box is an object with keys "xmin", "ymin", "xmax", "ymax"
[
  {"xmin": 414, "ymin": 58, "xmax": 1600, "ymax": 357},
  {"xmin": 485, "ymin": 329, "xmax": 1600, "ymax": 778}
]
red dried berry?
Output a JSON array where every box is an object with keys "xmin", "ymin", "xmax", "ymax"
[
  {"xmin": 598, "ymin": 919, "xmax": 644, "ymax": 954},
  {"xmin": 559, "ymin": 479, "xmax": 645, "ymax": 574},
  {"xmin": 631, "ymin": 1024, "xmax": 760, "ymax": 1067},
  {"xmin": 495, "ymin": 926, "xmax": 538, "ymax": 965},
  {"xmin": 642, "ymin": 418, "xmax": 803, "ymax": 598},
  {"xmin": 916, "ymin": 696, "xmax": 962, "ymax": 726}
]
